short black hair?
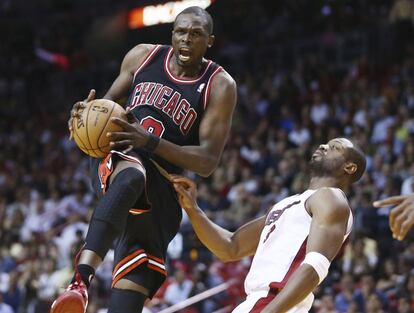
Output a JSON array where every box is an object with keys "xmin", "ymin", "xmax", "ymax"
[
  {"xmin": 346, "ymin": 144, "xmax": 366, "ymax": 183},
  {"xmin": 175, "ymin": 6, "xmax": 213, "ymax": 35}
]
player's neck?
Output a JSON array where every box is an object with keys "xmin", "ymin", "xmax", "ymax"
[
  {"xmin": 169, "ymin": 55, "xmax": 203, "ymax": 78},
  {"xmin": 308, "ymin": 176, "xmax": 345, "ymax": 190}
]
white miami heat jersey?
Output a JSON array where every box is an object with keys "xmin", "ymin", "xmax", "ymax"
[{"xmin": 240, "ymin": 188, "xmax": 353, "ymax": 312}]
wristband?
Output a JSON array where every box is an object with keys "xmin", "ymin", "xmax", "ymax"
[
  {"xmin": 144, "ymin": 133, "xmax": 160, "ymax": 152},
  {"xmin": 301, "ymin": 252, "xmax": 330, "ymax": 284}
]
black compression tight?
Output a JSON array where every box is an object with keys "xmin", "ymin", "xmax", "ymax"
[
  {"xmin": 85, "ymin": 167, "xmax": 145, "ymax": 259},
  {"xmin": 107, "ymin": 288, "xmax": 147, "ymax": 313}
]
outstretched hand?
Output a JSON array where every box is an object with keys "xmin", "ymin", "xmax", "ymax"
[
  {"xmin": 373, "ymin": 194, "xmax": 414, "ymax": 241},
  {"xmin": 170, "ymin": 175, "xmax": 198, "ymax": 211},
  {"xmin": 68, "ymin": 89, "xmax": 96, "ymax": 139}
]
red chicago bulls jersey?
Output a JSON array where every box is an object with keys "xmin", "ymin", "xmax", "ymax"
[{"xmin": 126, "ymin": 45, "xmax": 222, "ymax": 173}]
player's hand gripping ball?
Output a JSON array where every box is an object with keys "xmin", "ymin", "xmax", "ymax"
[{"xmin": 71, "ymin": 99, "xmax": 127, "ymax": 158}]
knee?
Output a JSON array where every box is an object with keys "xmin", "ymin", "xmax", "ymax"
[
  {"xmin": 113, "ymin": 167, "xmax": 145, "ymax": 190},
  {"xmin": 126, "ymin": 169, "xmax": 145, "ymax": 189}
]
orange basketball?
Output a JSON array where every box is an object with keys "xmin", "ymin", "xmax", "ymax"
[{"xmin": 72, "ymin": 99, "xmax": 126, "ymax": 158}]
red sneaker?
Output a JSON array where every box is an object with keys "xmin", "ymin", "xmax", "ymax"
[{"xmin": 50, "ymin": 275, "xmax": 88, "ymax": 313}]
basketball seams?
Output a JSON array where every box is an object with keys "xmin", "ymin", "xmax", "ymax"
[
  {"xmin": 97, "ymin": 102, "xmax": 116, "ymax": 155},
  {"xmin": 72, "ymin": 117, "xmax": 88, "ymax": 150},
  {"xmin": 85, "ymin": 102, "xmax": 98, "ymax": 158},
  {"xmin": 72, "ymin": 115, "xmax": 95, "ymax": 157},
  {"xmin": 72, "ymin": 99, "xmax": 126, "ymax": 158}
]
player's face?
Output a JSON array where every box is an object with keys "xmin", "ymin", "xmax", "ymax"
[
  {"xmin": 172, "ymin": 14, "xmax": 213, "ymax": 67},
  {"xmin": 310, "ymin": 138, "xmax": 354, "ymax": 176}
]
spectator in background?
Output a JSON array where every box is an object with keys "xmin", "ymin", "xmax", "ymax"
[
  {"xmin": 0, "ymin": 293, "xmax": 13, "ymax": 313},
  {"xmin": 2, "ymin": 271, "xmax": 23, "ymax": 313},
  {"xmin": 335, "ymin": 274, "xmax": 355, "ymax": 313},
  {"xmin": 365, "ymin": 293, "xmax": 386, "ymax": 313},
  {"xmin": 396, "ymin": 271, "xmax": 414, "ymax": 308},
  {"xmin": 310, "ymin": 92, "xmax": 329, "ymax": 126},
  {"xmin": 353, "ymin": 273, "xmax": 389, "ymax": 313},
  {"xmin": 318, "ymin": 293, "xmax": 336, "ymax": 313},
  {"xmin": 396, "ymin": 295, "xmax": 413, "ymax": 313},
  {"xmin": 401, "ymin": 165, "xmax": 414, "ymax": 195},
  {"xmin": 20, "ymin": 193, "xmax": 54, "ymax": 241},
  {"xmin": 33, "ymin": 258, "xmax": 58, "ymax": 313},
  {"xmin": 342, "ymin": 237, "xmax": 377, "ymax": 276},
  {"xmin": 371, "ymin": 106, "xmax": 395, "ymax": 144},
  {"xmin": 376, "ymin": 258, "xmax": 400, "ymax": 294},
  {"xmin": 164, "ymin": 266, "xmax": 193, "ymax": 307},
  {"xmin": 50, "ymin": 181, "xmax": 91, "ymax": 227},
  {"xmin": 346, "ymin": 301, "xmax": 360, "ymax": 313},
  {"xmin": 288, "ymin": 122, "xmax": 311, "ymax": 147},
  {"xmin": 389, "ymin": 0, "xmax": 414, "ymax": 60}
]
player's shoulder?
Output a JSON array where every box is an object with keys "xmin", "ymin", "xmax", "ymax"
[
  {"xmin": 126, "ymin": 44, "xmax": 158, "ymax": 61},
  {"xmin": 122, "ymin": 44, "xmax": 159, "ymax": 71},
  {"xmin": 208, "ymin": 68, "xmax": 237, "ymax": 104},
  {"xmin": 213, "ymin": 68, "xmax": 236, "ymax": 89},
  {"xmin": 307, "ymin": 187, "xmax": 350, "ymax": 217}
]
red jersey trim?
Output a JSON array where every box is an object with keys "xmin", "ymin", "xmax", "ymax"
[
  {"xmin": 111, "ymin": 250, "xmax": 166, "ymax": 287},
  {"xmin": 249, "ymin": 237, "xmax": 308, "ymax": 312},
  {"xmin": 164, "ymin": 47, "xmax": 212, "ymax": 84},
  {"xmin": 129, "ymin": 208, "xmax": 150, "ymax": 215},
  {"xmin": 132, "ymin": 45, "xmax": 162, "ymax": 82},
  {"xmin": 203, "ymin": 66, "xmax": 223, "ymax": 109}
]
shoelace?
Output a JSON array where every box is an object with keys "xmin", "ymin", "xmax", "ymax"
[{"xmin": 68, "ymin": 275, "xmax": 87, "ymax": 299}]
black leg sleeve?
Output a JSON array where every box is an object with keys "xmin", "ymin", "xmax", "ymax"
[
  {"xmin": 84, "ymin": 167, "xmax": 145, "ymax": 259},
  {"xmin": 107, "ymin": 288, "xmax": 147, "ymax": 313}
]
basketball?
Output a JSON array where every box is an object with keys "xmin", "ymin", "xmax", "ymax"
[{"xmin": 71, "ymin": 99, "xmax": 126, "ymax": 158}]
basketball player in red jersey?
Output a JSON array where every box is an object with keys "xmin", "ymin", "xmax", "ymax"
[
  {"xmin": 171, "ymin": 138, "xmax": 366, "ymax": 313},
  {"xmin": 51, "ymin": 6, "xmax": 236, "ymax": 313}
]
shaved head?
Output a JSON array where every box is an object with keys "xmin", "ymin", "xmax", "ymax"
[
  {"xmin": 310, "ymin": 138, "xmax": 366, "ymax": 185},
  {"xmin": 175, "ymin": 6, "xmax": 213, "ymax": 35},
  {"xmin": 327, "ymin": 138, "xmax": 366, "ymax": 182}
]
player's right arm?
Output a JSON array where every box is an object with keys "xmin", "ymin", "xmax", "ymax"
[
  {"xmin": 171, "ymin": 175, "xmax": 265, "ymax": 262},
  {"xmin": 68, "ymin": 44, "xmax": 155, "ymax": 138}
]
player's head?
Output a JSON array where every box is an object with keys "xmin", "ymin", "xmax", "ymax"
[
  {"xmin": 172, "ymin": 6, "xmax": 214, "ymax": 67},
  {"xmin": 309, "ymin": 138, "xmax": 366, "ymax": 185}
]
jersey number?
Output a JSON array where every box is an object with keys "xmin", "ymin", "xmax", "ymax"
[
  {"xmin": 140, "ymin": 117, "xmax": 165, "ymax": 138},
  {"xmin": 263, "ymin": 200, "xmax": 301, "ymax": 243}
]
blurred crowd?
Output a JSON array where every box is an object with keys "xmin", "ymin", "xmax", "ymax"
[{"xmin": 1, "ymin": 0, "xmax": 414, "ymax": 312}]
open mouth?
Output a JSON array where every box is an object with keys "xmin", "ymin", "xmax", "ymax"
[{"xmin": 178, "ymin": 47, "xmax": 191, "ymax": 62}]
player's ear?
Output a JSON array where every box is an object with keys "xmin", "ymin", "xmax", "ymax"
[
  {"xmin": 344, "ymin": 162, "xmax": 357, "ymax": 176},
  {"xmin": 207, "ymin": 35, "xmax": 215, "ymax": 48}
]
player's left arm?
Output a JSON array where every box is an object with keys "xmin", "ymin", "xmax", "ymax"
[
  {"xmin": 261, "ymin": 188, "xmax": 350, "ymax": 313},
  {"xmin": 108, "ymin": 71, "xmax": 236, "ymax": 177}
]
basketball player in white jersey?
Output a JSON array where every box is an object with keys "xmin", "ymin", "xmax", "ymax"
[{"xmin": 171, "ymin": 137, "xmax": 366, "ymax": 313}]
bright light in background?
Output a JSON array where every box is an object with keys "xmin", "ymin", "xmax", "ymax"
[{"xmin": 128, "ymin": 0, "xmax": 214, "ymax": 29}]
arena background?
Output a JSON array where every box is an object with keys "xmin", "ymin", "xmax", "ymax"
[{"xmin": 1, "ymin": 0, "xmax": 414, "ymax": 312}]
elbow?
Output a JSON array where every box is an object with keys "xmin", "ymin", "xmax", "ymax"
[
  {"xmin": 196, "ymin": 156, "xmax": 219, "ymax": 177},
  {"xmin": 217, "ymin": 243, "xmax": 240, "ymax": 263}
]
